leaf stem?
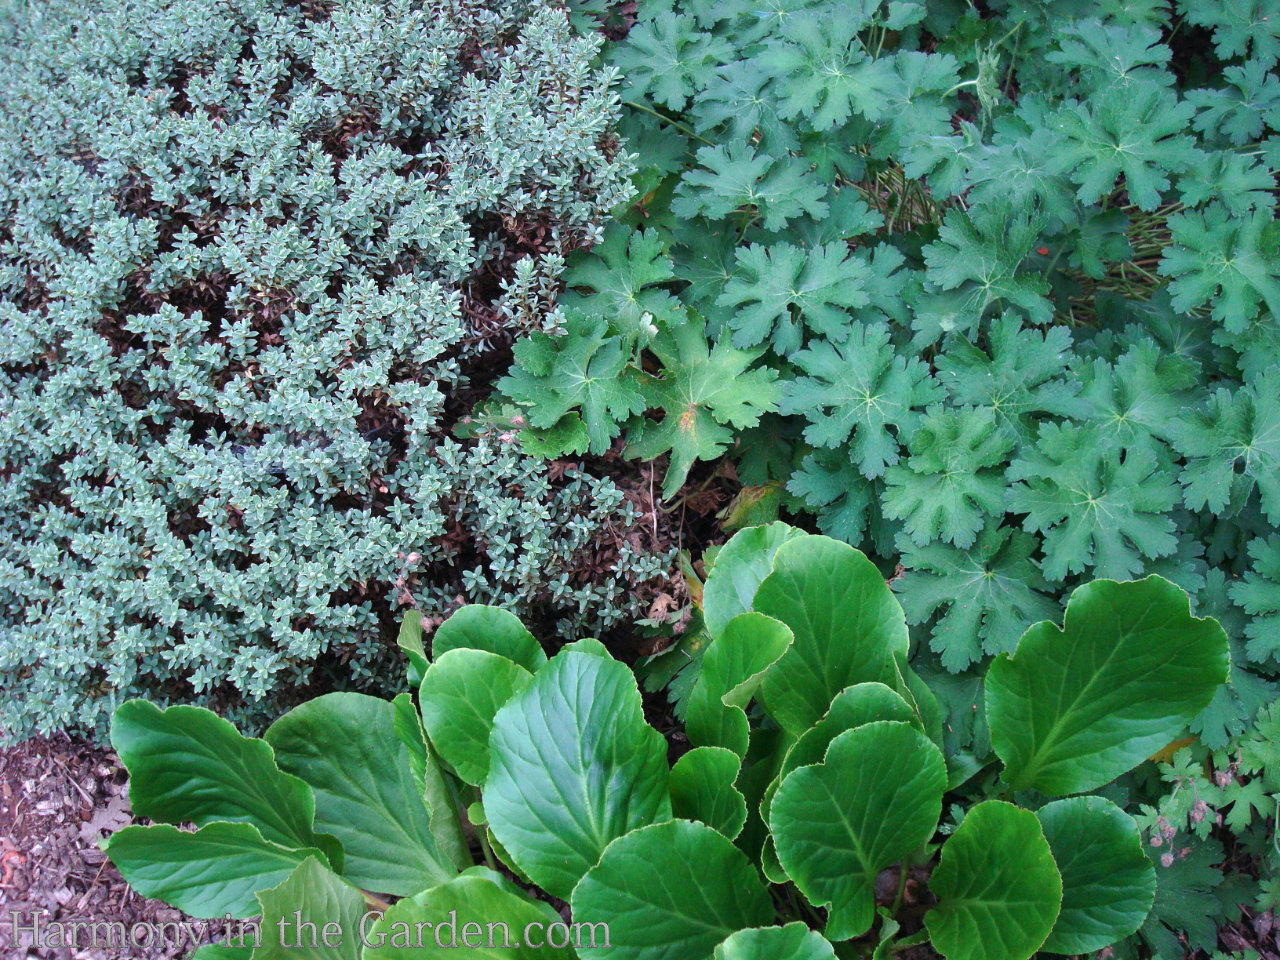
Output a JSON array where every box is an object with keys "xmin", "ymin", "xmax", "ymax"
[{"xmin": 623, "ymin": 100, "xmax": 714, "ymax": 148}]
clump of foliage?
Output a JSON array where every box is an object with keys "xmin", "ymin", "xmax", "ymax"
[
  {"xmin": 488, "ymin": 0, "xmax": 1280, "ymax": 757},
  {"xmin": 0, "ymin": 0, "xmax": 674, "ymax": 741},
  {"xmin": 101, "ymin": 524, "xmax": 1241, "ymax": 960}
]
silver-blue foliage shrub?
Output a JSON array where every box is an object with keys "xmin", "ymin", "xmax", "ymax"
[{"xmin": 0, "ymin": 0, "xmax": 668, "ymax": 739}]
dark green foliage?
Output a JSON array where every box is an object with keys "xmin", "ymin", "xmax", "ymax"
[
  {"xmin": 492, "ymin": 0, "xmax": 1280, "ymax": 799},
  {"xmin": 0, "ymin": 0, "xmax": 672, "ymax": 739}
]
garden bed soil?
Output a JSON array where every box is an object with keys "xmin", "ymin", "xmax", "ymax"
[{"xmin": 0, "ymin": 735, "xmax": 191, "ymax": 959}]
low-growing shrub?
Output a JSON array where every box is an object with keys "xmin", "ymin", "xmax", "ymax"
[
  {"xmin": 99, "ymin": 524, "xmax": 1266, "ymax": 960},
  {"xmin": 0, "ymin": 0, "xmax": 674, "ymax": 740}
]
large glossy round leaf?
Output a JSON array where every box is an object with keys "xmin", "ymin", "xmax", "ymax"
[
  {"xmin": 103, "ymin": 822, "xmax": 326, "ymax": 918},
  {"xmin": 669, "ymin": 746, "xmax": 747, "ymax": 839},
  {"xmin": 110, "ymin": 701, "xmax": 334, "ymax": 860},
  {"xmin": 925, "ymin": 801, "xmax": 1062, "ymax": 960},
  {"xmin": 702, "ymin": 522, "xmax": 807, "ymax": 636},
  {"xmin": 191, "ymin": 948, "xmax": 251, "ymax": 959},
  {"xmin": 1036, "ymin": 796, "xmax": 1156, "ymax": 954},
  {"xmin": 770, "ymin": 722, "xmax": 946, "ymax": 941},
  {"xmin": 986, "ymin": 577, "xmax": 1230, "ymax": 795},
  {"xmin": 392, "ymin": 693, "xmax": 471, "ymax": 872},
  {"xmin": 759, "ymin": 684, "xmax": 916, "ymax": 881},
  {"xmin": 755, "ymin": 536, "xmax": 909, "ymax": 736},
  {"xmin": 571, "ymin": 820, "xmax": 774, "ymax": 960},
  {"xmin": 714, "ymin": 923, "xmax": 837, "ymax": 960},
  {"xmin": 419, "ymin": 649, "xmax": 534, "ymax": 785},
  {"xmin": 686, "ymin": 612, "xmax": 793, "ymax": 756},
  {"xmin": 364, "ymin": 871, "xmax": 573, "ymax": 958},
  {"xmin": 485, "ymin": 650, "xmax": 671, "ymax": 899},
  {"xmin": 265, "ymin": 693, "xmax": 456, "ymax": 896},
  {"xmin": 254, "ymin": 857, "xmax": 365, "ymax": 959},
  {"xmin": 432, "ymin": 605, "xmax": 546, "ymax": 672}
]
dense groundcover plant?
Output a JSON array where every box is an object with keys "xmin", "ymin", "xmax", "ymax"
[
  {"xmin": 487, "ymin": 0, "xmax": 1280, "ymax": 754},
  {"xmin": 100, "ymin": 524, "xmax": 1267, "ymax": 960},
  {"xmin": 0, "ymin": 0, "xmax": 676, "ymax": 739}
]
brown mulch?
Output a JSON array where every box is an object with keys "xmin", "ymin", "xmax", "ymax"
[{"xmin": 0, "ymin": 735, "xmax": 197, "ymax": 959}]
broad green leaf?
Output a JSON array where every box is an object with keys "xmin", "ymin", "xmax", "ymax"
[
  {"xmin": 363, "ymin": 873, "xmax": 573, "ymax": 958},
  {"xmin": 701, "ymin": 522, "xmax": 806, "ymax": 637},
  {"xmin": 104, "ymin": 823, "xmax": 325, "ymax": 919},
  {"xmin": 986, "ymin": 577, "xmax": 1230, "ymax": 795},
  {"xmin": 432, "ymin": 605, "xmax": 546, "ymax": 672},
  {"xmin": 571, "ymin": 820, "xmax": 774, "ymax": 960},
  {"xmin": 759, "ymin": 683, "xmax": 916, "ymax": 882},
  {"xmin": 265, "ymin": 693, "xmax": 456, "ymax": 897},
  {"xmin": 669, "ymin": 747, "xmax": 747, "ymax": 839},
  {"xmin": 391, "ymin": 694, "xmax": 471, "ymax": 873},
  {"xmin": 755, "ymin": 536, "xmax": 909, "ymax": 737},
  {"xmin": 686, "ymin": 612, "xmax": 793, "ymax": 756},
  {"xmin": 419, "ymin": 649, "xmax": 534, "ymax": 785},
  {"xmin": 1036, "ymin": 797, "xmax": 1156, "ymax": 954},
  {"xmin": 762, "ymin": 684, "xmax": 916, "ymax": 825},
  {"xmin": 190, "ymin": 947, "xmax": 252, "ymax": 959},
  {"xmin": 399, "ymin": 610, "xmax": 429, "ymax": 687},
  {"xmin": 770, "ymin": 722, "xmax": 946, "ymax": 940},
  {"xmin": 713, "ymin": 923, "xmax": 837, "ymax": 960},
  {"xmin": 484, "ymin": 651, "xmax": 671, "ymax": 898},
  {"xmin": 254, "ymin": 857, "xmax": 365, "ymax": 960},
  {"xmin": 110, "ymin": 701, "xmax": 336, "ymax": 863},
  {"xmin": 926, "ymin": 802, "xmax": 1062, "ymax": 960}
]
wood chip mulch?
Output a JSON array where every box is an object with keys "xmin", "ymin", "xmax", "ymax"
[{"xmin": 0, "ymin": 734, "xmax": 198, "ymax": 959}]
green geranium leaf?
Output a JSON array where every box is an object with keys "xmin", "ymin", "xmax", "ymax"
[
  {"xmin": 756, "ymin": 536, "xmax": 909, "ymax": 737},
  {"xmin": 254, "ymin": 857, "xmax": 365, "ymax": 960},
  {"xmin": 770, "ymin": 722, "xmax": 946, "ymax": 940},
  {"xmin": 925, "ymin": 801, "xmax": 1062, "ymax": 960},
  {"xmin": 986, "ymin": 576, "xmax": 1230, "ymax": 795},
  {"xmin": 432, "ymin": 605, "xmax": 546, "ymax": 672},
  {"xmin": 714, "ymin": 923, "xmax": 837, "ymax": 960},
  {"xmin": 571, "ymin": 819, "xmax": 774, "ymax": 960},
  {"xmin": 702, "ymin": 522, "xmax": 807, "ymax": 637},
  {"xmin": 363, "ymin": 872, "xmax": 573, "ymax": 958},
  {"xmin": 419, "ymin": 649, "xmax": 534, "ymax": 786},
  {"xmin": 485, "ymin": 651, "xmax": 671, "ymax": 899},
  {"xmin": 110, "ymin": 701, "xmax": 336, "ymax": 864},
  {"xmin": 265, "ymin": 693, "xmax": 457, "ymax": 897},
  {"xmin": 1036, "ymin": 796, "xmax": 1156, "ymax": 954},
  {"xmin": 669, "ymin": 747, "xmax": 747, "ymax": 839},
  {"xmin": 686, "ymin": 611, "xmax": 793, "ymax": 757},
  {"xmin": 104, "ymin": 823, "xmax": 325, "ymax": 919}
]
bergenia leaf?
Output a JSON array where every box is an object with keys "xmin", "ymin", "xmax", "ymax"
[
  {"xmin": 571, "ymin": 820, "xmax": 774, "ymax": 960},
  {"xmin": 755, "ymin": 535, "xmax": 909, "ymax": 737},
  {"xmin": 1036, "ymin": 796, "xmax": 1156, "ymax": 955},
  {"xmin": 986, "ymin": 576, "xmax": 1230, "ymax": 796},
  {"xmin": 771, "ymin": 722, "xmax": 946, "ymax": 941},
  {"xmin": 925, "ymin": 801, "xmax": 1062, "ymax": 960},
  {"xmin": 484, "ymin": 650, "xmax": 671, "ymax": 899},
  {"xmin": 265, "ymin": 693, "xmax": 458, "ymax": 895}
]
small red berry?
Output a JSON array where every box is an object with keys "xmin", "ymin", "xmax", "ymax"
[{"xmin": 1036, "ymin": 245, "xmax": 1050, "ymax": 256}]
